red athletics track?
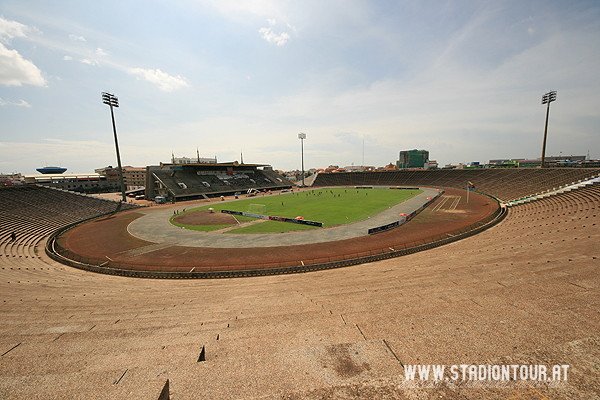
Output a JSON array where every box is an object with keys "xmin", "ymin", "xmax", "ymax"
[{"xmin": 57, "ymin": 188, "xmax": 498, "ymax": 272}]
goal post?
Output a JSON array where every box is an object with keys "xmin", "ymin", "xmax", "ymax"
[{"xmin": 247, "ymin": 204, "xmax": 267, "ymax": 214}]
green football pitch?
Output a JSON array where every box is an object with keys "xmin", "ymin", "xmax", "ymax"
[{"xmin": 170, "ymin": 187, "xmax": 423, "ymax": 233}]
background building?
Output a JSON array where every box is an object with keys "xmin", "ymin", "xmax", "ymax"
[
  {"xmin": 398, "ymin": 149, "xmax": 429, "ymax": 169},
  {"xmin": 173, "ymin": 156, "xmax": 217, "ymax": 164},
  {"xmin": 96, "ymin": 165, "xmax": 146, "ymax": 190},
  {"xmin": 95, "ymin": 166, "xmax": 121, "ymax": 191},
  {"xmin": 344, "ymin": 165, "xmax": 376, "ymax": 172},
  {"xmin": 0, "ymin": 173, "xmax": 23, "ymax": 186},
  {"xmin": 23, "ymin": 173, "xmax": 112, "ymax": 193},
  {"xmin": 424, "ymin": 160, "xmax": 438, "ymax": 170},
  {"xmin": 122, "ymin": 166, "xmax": 146, "ymax": 190},
  {"xmin": 487, "ymin": 155, "xmax": 594, "ymax": 168}
]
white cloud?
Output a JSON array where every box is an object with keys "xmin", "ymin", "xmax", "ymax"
[
  {"xmin": 96, "ymin": 47, "xmax": 108, "ymax": 56},
  {"xmin": 69, "ymin": 34, "xmax": 86, "ymax": 42},
  {"xmin": 259, "ymin": 23, "xmax": 290, "ymax": 46},
  {"xmin": 127, "ymin": 67, "xmax": 189, "ymax": 91},
  {"xmin": 0, "ymin": 42, "xmax": 46, "ymax": 86},
  {"xmin": 0, "ymin": 17, "xmax": 45, "ymax": 87},
  {"xmin": 207, "ymin": 0, "xmax": 285, "ymax": 20},
  {"xmin": 80, "ymin": 58, "xmax": 99, "ymax": 66},
  {"xmin": 0, "ymin": 97, "xmax": 30, "ymax": 107},
  {"xmin": 0, "ymin": 16, "xmax": 29, "ymax": 43},
  {"xmin": 63, "ymin": 55, "xmax": 72, "ymax": 61},
  {"xmin": 14, "ymin": 99, "xmax": 30, "ymax": 107}
]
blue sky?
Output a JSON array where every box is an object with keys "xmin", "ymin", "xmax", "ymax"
[{"xmin": 1, "ymin": 0, "xmax": 599, "ymax": 174}]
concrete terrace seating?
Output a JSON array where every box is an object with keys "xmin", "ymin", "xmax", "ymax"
[
  {"xmin": 153, "ymin": 170, "xmax": 221, "ymax": 196},
  {"xmin": 0, "ymin": 185, "xmax": 139, "ymax": 263},
  {"xmin": 152, "ymin": 169, "xmax": 292, "ymax": 199},
  {"xmin": 0, "ymin": 176, "xmax": 599, "ymax": 399},
  {"xmin": 312, "ymin": 168, "xmax": 600, "ymax": 202}
]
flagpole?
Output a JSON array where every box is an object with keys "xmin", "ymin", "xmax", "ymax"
[{"xmin": 467, "ymin": 182, "xmax": 469, "ymax": 204}]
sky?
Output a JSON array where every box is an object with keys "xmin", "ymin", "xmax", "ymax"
[{"xmin": 1, "ymin": 0, "xmax": 599, "ymax": 175}]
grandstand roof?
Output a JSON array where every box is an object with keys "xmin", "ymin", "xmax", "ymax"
[
  {"xmin": 23, "ymin": 173, "xmax": 104, "ymax": 183},
  {"xmin": 158, "ymin": 161, "xmax": 270, "ymax": 168},
  {"xmin": 36, "ymin": 166, "xmax": 67, "ymax": 174}
]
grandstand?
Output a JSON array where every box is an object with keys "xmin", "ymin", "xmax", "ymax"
[
  {"xmin": 0, "ymin": 185, "xmax": 139, "ymax": 264},
  {"xmin": 312, "ymin": 168, "xmax": 600, "ymax": 203},
  {"xmin": 0, "ymin": 169, "xmax": 599, "ymax": 399},
  {"xmin": 145, "ymin": 162, "xmax": 293, "ymax": 201}
]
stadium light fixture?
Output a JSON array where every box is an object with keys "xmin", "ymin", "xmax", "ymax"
[
  {"xmin": 298, "ymin": 132, "xmax": 306, "ymax": 186},
  {"xmin": 540, "ymin": 90, "xmax": 557, "ymax": 168},
  {"xmin": 102, "ymin": 92, "xmax": 127, "ymax": 202}
]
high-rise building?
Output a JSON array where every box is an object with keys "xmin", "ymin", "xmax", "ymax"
[
  {"xmin": 97, "ymin": 166, "xmax": 147, "ymax": 190},
  {"xmin": 122, "ymin": 166, "xmax": 146, "ymax": 190},
  {"xmin": 398, "ymin": 149, "xmax": 429, "ymax": 169}
]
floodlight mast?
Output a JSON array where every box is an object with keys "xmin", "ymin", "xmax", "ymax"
[
  {"xmin": 102, "ymin": 92, "xmax": 127, "ymax": 202},
  {"xmin": 298, "ymin": 132, "xmax": 306, "ymax": 186},
  {"xmin": 540, "ymin": 90, "xmax": 557, "ymax": 168}
]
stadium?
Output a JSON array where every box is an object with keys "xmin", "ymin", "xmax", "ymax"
[{"xmin": 1, "ymin": 167, "xmax": 599, "ymax": 399}]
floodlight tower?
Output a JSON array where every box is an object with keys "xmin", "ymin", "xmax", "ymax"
[
  {"xmin": 298, "ymin": 132, "xmax": 306, "ymax": 186},
  {"xmin": 102, "ymin": 92, "xmax": 127, "ymax": 202},
  {"xmin": 540, "ymin": 90, "xmax": 557, "ymax": 168}
]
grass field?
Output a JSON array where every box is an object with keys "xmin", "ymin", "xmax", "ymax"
[{"xmin": 170, "ymin": 188, "xmax": 422, "ymax": 233}]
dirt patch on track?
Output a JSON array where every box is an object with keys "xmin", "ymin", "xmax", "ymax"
[{"xmin": 173, "ymin": 209, "xmax": 237, "ymax": 226}]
